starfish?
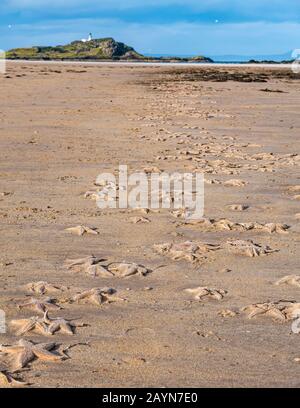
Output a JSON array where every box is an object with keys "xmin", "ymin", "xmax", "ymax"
[
  {"xmin": 65, "ymin": 256, "xmax": 113, "ymax": 277},
  {"xmin": 70, "ymin": 287, "xmax": 124, "ymax": 306},
  {"xmin": 186, "ymin": 287, "xmax": 227, "ymax": 301},
  {"xmin": 0, "ymin": 339, "xmax": 63, "ymax": 372},
  {"xmin": 225, "ymin": 239, "xmax": 277, "ymax": 257},
  {"xmin": 275, "ymin": 275, "xmax": 300, "ymax": 288},
  {"xmin": 154, "ymin": 241, "xmax": 220, "ymax": 263},
  {"xmin": 224, "ymin": 179, "xmax": 246, "ymax": 187},
  {"xmin": 107, "ymin": 263, "xmax": 150, "ymax": 277},
  {"xmin": 25, "ymin": 281, "xmax": 68, "ymax": 295},
  {"xmin": 241, "ymin": 301, "xmax": 300, "ymax": 321},
  {"xmin": 65, "ymin": 225, "xmax": 98, "ymax": 236},
  {"xmin": 185, "ymin": 218, "xmax": 289, "ymax": 234},
  {"xmin": 17, "ymin": 297, "xmax": 61, "ymax": 314},
  {"xmin": 43, "ymin": 311, "xmax": 85, "ymax": 335},
  {"xmin": 10, "ymin": 316, "xmax": 49, "ymax": 336},
  {"xmin": 65, "ymin": 257, "xmax": 150, "ymax": 278},
  {"xmin": 129, "ymin": 216, "xmax": 150, "ymax": 224}
]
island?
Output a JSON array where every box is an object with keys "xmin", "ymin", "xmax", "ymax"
[{"xmin": 6, "ymin": 37, "xmax": 214, "ymax": 63}]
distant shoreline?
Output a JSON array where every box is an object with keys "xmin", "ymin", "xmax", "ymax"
[{"xmin": 6, "ymin": 59, "xmax": 293, "ymax": 68}]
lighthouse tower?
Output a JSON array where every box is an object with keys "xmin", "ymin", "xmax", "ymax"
[{"xmin": 81, "ymin": 33, "xmax": 93, "ymax": 43}]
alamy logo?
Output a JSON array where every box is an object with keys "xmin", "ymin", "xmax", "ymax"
[
  {"xmin": 0, "ymin": 309, "xmax": 6, "ymax": 333},
  {"xmin": 291, "ymin": 49, "xmax": 300, "ymax": 74},
  {"xmin": 0, "ymin": 50, "xmax": 6, "ymax": 74},
  {"xmin": 95, "ymin": 165, "xmax": 204, "ymax": 220},
  {"xmin": 291, "ymin": 309, "xmax": 300, "ymax": 334}
]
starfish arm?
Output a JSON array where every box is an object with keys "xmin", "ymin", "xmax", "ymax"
[
  {"xmin": 36, "ymin": 303, "xmax": 47, "ymax": 314},
  {"xmin": 11, "ymin": 349, "xmax": 35, "ymax": 372},
  {"xmin": 60, "ymin": 322, "xmax": 75, "ymax": 335},
  {"xmin": 267, "ymin": 309, "xmax": 287, "ymax": 321},
  {"xmin": 32, "ymin": 347, "xmax": 62, "ymax": 362},
  {"xmin": 13, "ymin": 320, "xmax": 37, "ymax": 336},
  {"xmin": 47, "ymin": 322, "xmax": 61, "ymax": 335},
  {"xmin": 17, "ymin": 301, "xmax": 32, "ymax": 309},
  {"xmin": 0, "ymin": 345, "xmax": 25, "ymax": 354},
  {"xmin": 90, "ymin": 293, "xmax": 104, "ymax": 305},
  {"xmin": 213, "ymin": 292, "xmax": 224, "ymax": 300},
  {"xmin": 247, "ymin": 308, "xmax": 265, "ymax": 319},
  {"xmin": 84, "ymin": 227, "xmax": 98, "ymax": 235},
  {"xmin": 35, "ymin": 322, "xmax": 50, "ymax": 336},
  {"xmin": 72, "ymin": 290, "xmax": 90, "ymax": 302}
]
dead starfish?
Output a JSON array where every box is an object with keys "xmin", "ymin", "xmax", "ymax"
[
  {"xmin": 186, "ymin": 287, "xmax": 227, "ymax": 301},
  {"xmin": 69, "ymin": 287, "xmax": 124, "ymax": 306},
  {"xmin": 17, "ymin": 297, "xmax": 61, "ymax": 314},
  {"xmin": 241, "ymin": 301, "xmax": 300, "ymax": 321},
  {"xmin": 224, "ymin": 179, "xmax": 246, "ymax": 187},
  {"xmin": 10, "ymin": 316, "xmax": 49, "ymax": 336},
  {"xmin": 129, "ymin": 216, "xmax": 150, "ymax": 224},
  {"xmin": 25, "ymin": 281, "xmax": 68, "ymax": 295},
  {"xmin": 65, "ymin": 257, "xmax": 149, "ymax": 278},
  {"xmin": 225, "ymin": 239, "xmax": 276, "ymax": 257},
  {"xmin": 107, "ymin": 263, "xmax": 150, "ymax": 277},
  {"xmin": 0, "ymin": 339, "xmax": 63, "ymax": 372},
  {"xmin": 275, "ymin": 275, "xmax": 300, "ymax": 288},
  {"xmin": 154, "ymin": 241, "xmax": 220, "ymax": 263},
  {"xmin": 43, "ymin": 311, "xmax": 85, "ymax": 335},
  {"xmin": 185, "ymin": 218, "xmax": 289, "ymax": 234},
  {"xmin": 65, "ymin": 256, "xmax": 113, "ymax": 277},
  {"xmin": 65, "ymin": 225, "xmax": 98, "ymax": 236}
]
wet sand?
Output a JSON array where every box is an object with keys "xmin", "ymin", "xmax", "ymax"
[{"xmin": 0, "ymin": 62, "xmax": 299, "ymax": 387}]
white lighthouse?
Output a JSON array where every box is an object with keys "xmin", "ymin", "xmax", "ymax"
[{"xmin": 81, "ymin": 33, "xmax": 93, "ymax": 43}]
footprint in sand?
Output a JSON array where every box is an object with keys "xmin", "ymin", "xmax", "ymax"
[
  {"xmin": 241, "ymin": 301, "xmax": 300, "ymax": 321},
  {"xmin": 185, "ymin": 287, "xmax": 227, "ymax": 301},
  {"xmin": 142, "ymin": 166, "xmax": 162, "ymax": 174},
  {"xmin": 287, "ymin": 186, "xmax": 300, "ymax": 194},
  {"xmin": 204, "ymin": 179, "xmax": 222, "ymax": 185},
  {"xmin": 275, "ymin": 275, "xmax": 300, "ymax": 288},
  {"xmin": 225, "ymin": 239, "xmax": 277, "ymax": 257},
  {"xmin": 154, "ymin": 241, "xmax": 220, "ymax": 263},
  {"xmin": 218, "ymin": 309, "xmax": 238, "ymax": 317},
  {"xmin": 227, "ymin": 204, "xmax": 249, "ymax": 211},
  {"xmin": 287, "ymin": 186, "xmax": 300, "ymax": 201}
]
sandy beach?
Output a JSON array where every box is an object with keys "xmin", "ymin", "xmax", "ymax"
[{"xmin": 0, "ymin": 62, "xmax": 299, "ymax": 388}]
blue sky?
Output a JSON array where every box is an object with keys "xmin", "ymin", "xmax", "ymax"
[{"xmin": 0, "ymin": 1, "xmax": 300, "ymax": 56}]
